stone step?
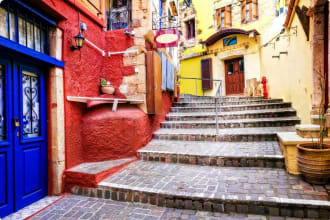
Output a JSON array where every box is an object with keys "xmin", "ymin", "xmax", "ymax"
[
  {"xmin": 153, "ymin": 126, "xmax": 296, "ymax": 142},
  {"xmin": 179, "ymin": 96, "xmax": 264, "ymax": 102},
  {"xmin": 73, "ymin": 161, "xmax": 330, "ymax": 218},
  {"xmin": 138, "ymin": 140, "xmax": 284, "ymax": 168},
  {"xmin": 29, "ymin": 194, "xmax": 301, "ymax": 220},
  {"xmin": 64, "ymin": 157, "xmax": 137, "ymax": 189},
  {"xmin": 166, "ymin": 108, "xmax": 297, "ymax": 121},
  {"xmin": 161, "ymin": 117, "xmax": 300, "ymax": 129},
  {"xmin": 170, "ymin": 102, "xmax": 292, "ymax": 113},
  {"xmin": 173, "ymin": 99, "xmax": 284, "ymax": 107}
]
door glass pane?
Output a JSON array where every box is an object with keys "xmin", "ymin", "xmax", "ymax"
[
  {"xmin": 40, "ymin": 28, "xmax": 47, "ymax": 54},
  {"xmin": 9, "ymin": 12, "xmax": 16, "ymax": 41},
  {"xmin": 228, "ymin": 61, "xmax": 233, "ymax": 74},
  {"xmin": 239, "ymin": 59, "xmax": 244, "ymax": 72},
  {"xmin": 27, "ymin": 20, "xmax": 34, "ymax": 49},
  {"xmin": 34, "ymin": 24, "xmax": 41, "ymax": 52},
  {"xmin": 0, "ymin": 65, "xmax": 5, "ymax": 141},
  {"xmin": 22, "ymin": 71, "xmax": 40, "ymax": 138},
  {"xmin": 19, "ymin": 17, "xmax": 27, "ymax": 46},
  {"xmin": 0, "ymin": 7, "xmax": 8, "ymax": 38}
]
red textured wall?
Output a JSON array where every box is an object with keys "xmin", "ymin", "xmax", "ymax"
[
  {"xmin": 82, "ymin": 93, "xmax": 172, "ymax": 162},
  {"xmin": 39, "ymin": 0, "xmax": 173, "ymax": 192}
]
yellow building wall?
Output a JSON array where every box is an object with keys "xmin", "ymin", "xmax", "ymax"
[
  {"xmin": 180, "ymin": 34, "xmax": 261, "ymax": 96},
  {"xmin": 260, "ymin": 0, "xmax": 313, "ymax": 123}
]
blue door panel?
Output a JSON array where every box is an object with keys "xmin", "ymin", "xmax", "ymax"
[
  {"xmin": 0, "ymin": 152, "xmax": 7, "ymax": 205},
  {"xmin": 24, "ymin": 146, "xmax": 42, "ymax": 195},
  {"xmin": 14, "ymin": 63, "xmax": 47, "ymax": 212},
  {"xmin": 0, "ymin": 58, "xmax": 14, "ymax": 218}
]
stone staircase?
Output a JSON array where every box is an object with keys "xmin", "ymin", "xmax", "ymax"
[{"xmin": 72, "ymin": 95, "xmax": 330, "ymax": 219}]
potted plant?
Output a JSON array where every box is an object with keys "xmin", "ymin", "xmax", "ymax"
[
  {"xmin": 100, "ymin": 78, "xmax": 115, "ymax": 95},
  {"xmin": 297, "ymin": 68, "xmax": 330, "ymax": 184}
]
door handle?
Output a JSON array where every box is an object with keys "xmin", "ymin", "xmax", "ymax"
[{"xmin": 13, "ymin": 118, "xmax": 20, "ymax": 128}]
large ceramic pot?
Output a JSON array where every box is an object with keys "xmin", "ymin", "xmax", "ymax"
[
  {"xmin": 101, "ymin": 85, "xmax": 115, "ymax": 95},
  {"xmin": 297, "ymin": 143, "xmax": 330, "ymax": 184}
]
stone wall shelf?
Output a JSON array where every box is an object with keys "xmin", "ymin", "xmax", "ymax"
[{"xmin": 66, "ymin": 96, "xmax": 144, "ymax": 111}]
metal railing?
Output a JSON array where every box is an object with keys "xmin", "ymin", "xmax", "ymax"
[{"xmin": 178, "ymin": 76, "xmax": 223, "ymax": 134}]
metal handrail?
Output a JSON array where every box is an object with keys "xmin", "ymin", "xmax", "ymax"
[{"xmin": 178, "ymin": 76, "xmax": 222, "ymax": 134}]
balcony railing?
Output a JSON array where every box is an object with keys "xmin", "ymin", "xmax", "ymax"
[
  {"xmin": 106, "ymin": 7, "xmax": 131, "ymax": 30},
  {"xmin": 152, "ymin": 11, "xmax": 180, "ymax": 30}
]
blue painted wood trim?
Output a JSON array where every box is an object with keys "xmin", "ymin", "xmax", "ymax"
[
  {"xmin": 0, "ymin": 37, "xmax": 64, "ymax": 68},
  {"xmin": 12, "ymin": 0, "xmax": 57, "ymax": 26}
]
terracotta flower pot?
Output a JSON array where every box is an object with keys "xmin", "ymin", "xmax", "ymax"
[
  {"xmin": 297, "ymin": 143, "xmax": 330, "ymax": 184},
  {"xmin": 101, "ymin": 85, "xmax": 115, "ymax": 95}
]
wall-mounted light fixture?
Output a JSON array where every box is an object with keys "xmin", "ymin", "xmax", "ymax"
[{"xmin": 71, "ymin": 33, "xmax": 85, "ymax": 51}]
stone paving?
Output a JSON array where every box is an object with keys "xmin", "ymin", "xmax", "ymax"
[
  {"xmin": 138, "ymin": 140, "xmax": 282, "ymax": 158},
  {"xmin": 3, "ymin": 196, "xmax": 60, "ymax": 220},
  {"xmin": 99, "ymin": 161, "xmax": 330, "ymax": 203},
  {"xmin": 167, "ymin": 108, "xmax": 296, "ymax": 117},
  {"xmin": 154, "ymin": 127, "xmax": 296, "ymax": 135},
  {"xmin": 161, "ymin": 117, "xmax": 300, "ymax": 129},
  {"xmin": 28, "ymin": 195, "xmax": 304, "ymax": 220}
]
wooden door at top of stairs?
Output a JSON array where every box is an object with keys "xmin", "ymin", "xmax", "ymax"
[
  {"xmin": 225, "ymin": 58, "xmax": 244, "ymax": 95},
  {"xmin": 0, "ymin": 58, "xmax": 48, "ymax": 218}
]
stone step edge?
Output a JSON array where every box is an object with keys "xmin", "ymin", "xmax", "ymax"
[
  {"xmin": 137, "ymin": 152, "xmax": 284, "ymax": 168},
  {"xmin": 167, "ymin": 109, "xmax": 296, "ymax": 117},
  {"xmin": 154, "ymin": 133, "xmax": 278, "ymax": 142},
  {"xmin": 71, "ymin": 185, "xmax": 330, "ymax": 219},
  {"xmin": 173, "ymin": 100, "xmax": 283, "ymax": 105},
  {"xmin": 162, "ymin": 118, "xmax": 301, "ymax": 124},
  {"xmin": 171, "ymin": 103, "xmax": 292, "ymax": 109}
]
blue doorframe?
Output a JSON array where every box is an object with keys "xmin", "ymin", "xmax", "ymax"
[{"xmin": 0, "ymin": 57, "xmax": 48, "ymax": 218}]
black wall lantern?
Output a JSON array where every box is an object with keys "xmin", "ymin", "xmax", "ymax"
[{"xmin": 71, "ymin": 33, "xmax": 85, "ymax": 51}]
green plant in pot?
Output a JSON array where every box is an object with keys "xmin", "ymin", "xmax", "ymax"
[
  {"xmin": 100, "ymin": 78, "xmax": 115, "ymax": 95},
  {"xmin": 297, "ymin": 68, "xmax": 330, "ymax": 184}
]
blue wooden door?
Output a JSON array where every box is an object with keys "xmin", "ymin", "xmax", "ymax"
[
  {"xmin": 0, "ymin": 59, "xmax": 47, "ymax": 218},
  {"xmin": 0, "ymin": 58, "xmax": 14, "ymax": 217}
]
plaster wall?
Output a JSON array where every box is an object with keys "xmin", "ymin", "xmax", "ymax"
[{"xmin": 260, "ymin": 0, "xmax": 313, "ymax": 124}]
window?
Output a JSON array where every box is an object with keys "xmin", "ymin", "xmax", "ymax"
[
  {"xmin": 185, "ymin": 19, "xmax": 195, "ymax": 40},
  {"xmin": 107, "ymin": 0, "xmax": 132, "ymax": 30},
  {"xmin": 241, "ymin": 0, "xmax": 258, "ymax": 24},
  {"xmin": 0, "ymin": 6, "xmax": 49, "ymax": 54},
  {"xmin": 215, "ymin": 6, "xmax": 231, "ymax": 29}
]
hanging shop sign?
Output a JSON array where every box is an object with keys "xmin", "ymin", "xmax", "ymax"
[{"xmin": 154, "ymin": 29, "xmax": 180, "ymax": 48}]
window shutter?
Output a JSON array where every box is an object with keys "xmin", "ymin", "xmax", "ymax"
[
  {"xmin": 252, "ymin": 0, "xmax": 258, "ymax": 20},
  {"xmin": 225, "ymin": 6, "xmax": 232, "ymax": 27},
  {"xmin": 241, "ymin": 1, "xmax": 246, "ymax": 24},
  {"xmin": 201, "ymin": 59, "xmax": 213, "ymax": 90}
]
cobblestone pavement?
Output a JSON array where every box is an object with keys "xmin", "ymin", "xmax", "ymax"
[
  {"xmin": 28, "ymin": 195, "xmax": 315, "ymax": 220},
  {"xmin": 100, "ymin": 161, "xmax": 330, "ymax": 202},
  {"xmin": 139, "ymin": 140, "xmax": 282, "ymax": 158},
  {"xmin": 3, "ymin": 196, "xmax": 60, "ymax": 220},
  {"xmin": 154, "ymin": 127, "xmax": 296, "ymax": 135}
]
